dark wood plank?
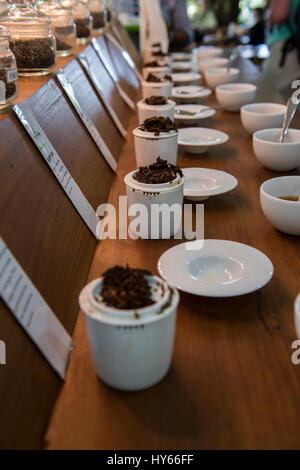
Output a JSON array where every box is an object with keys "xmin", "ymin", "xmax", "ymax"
[
  {"xmin": 108, "ymin": 19, "xmax": 143, "ymax": 71},
  {"xmin": 46, "ymin": 58, "xmax": 300, "ymax": 450}
]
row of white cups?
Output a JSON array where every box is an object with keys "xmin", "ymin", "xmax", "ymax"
[{"xmin": 78, "ymin": 44, "xmax": 300, "ymax": 392}]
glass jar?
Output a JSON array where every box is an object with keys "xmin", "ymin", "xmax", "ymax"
[
  {"xmin": 0, "ymin": 25, "xmax": 18, "ymax": 111},
  {"xmin": 0, "ymin": 0, "xmax": 56, "ymax": 76},
  {"xmin": 61, "ymin": 0, "xmax": 92, "ymax": 44},
  {"xmin": 88, "ymin": 0, "xmax": 107, "ymax": 32},
  {"xmin": 38, "ymin": 0, "xmax": 76, "ymax": 57},
  {"xmin": 0, "ymin": 1, "xmax": 8, "ymax": 16},
  {"xmin": 104, "ymin": 0, "xmax": 114, "ymax": 23}
]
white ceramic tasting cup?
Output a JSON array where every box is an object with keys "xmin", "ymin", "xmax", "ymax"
[
  {"xmin": 197, "ymin": 46, "xmax": 223, "ymax": 60},
  {"xmin": 142, "ymin": 66, "xmax": 171, "ymax": 79},
  {"xmin": 141, "ymin": 80, "xmax": 173, "ymax": 99},
  {"xmin": 198, "ymin": 57, "xmax": 229, "ymax": 73},
  {"xmin": 137, "ymin": 98, "xmax": 176, "ymax": 123},
  {"xmin": 295, "ymin": 294, "xmax": 300, "ymax": 339},
  {"xmin": 253, "ymin": 128, "xmax": 300, "ymax": 171},
  {"xmin": 124, "ymin": 170, "xmax": 184, "ymax": 239},
  {"xmin": 204, "ymin": 67, "xmax": 240, "ymax": 89},
  {"xmin": 241, "ymin": 103, "xmax": 287, "ymax": 134},
  {"xmin": 215, "ymin": 83, "xmax": 257, "ymax": 111},
  {"xmin": 133, "ymin": 126, "xmax": 178, "ymax": 166},
  {"xmin": 260, "ymin": 176, "xmax": 300, "ymax": 235},
  {"xmin": 143, "ymin": 45, "xmax": 160, "ymax": 63},
  {"xmin": 79, "ymin": 275, "xmax": 180, "ymax": 391}
]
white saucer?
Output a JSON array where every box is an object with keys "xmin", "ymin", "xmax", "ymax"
[
  {"xmin": 175, "ymin": 105, "xmax": 216, "ymax": 124},
  {"xmin": 178, "ymin": 127, "xmax": 229, "ymax": 154},
  {"xmin": 172, "ymin": 53, "xmax": 192, "ymax": 62},
  {"xmin": 171, "ymin": 73, "xmax": 201, "ymax": 85},
  {"xmin": 172, "ymin": 86, "xmax": 212, "ymax": 104},
  {"xmin": 171, "ymin": 61, "xmax": 192, "ymax": 72},
  {"xmin": 158, "ymin": 240, "xmax": 274, "ymax": 297},
  {"xmin": 182, "ymin": 168, "xmax": 238, "ymax": 201}
]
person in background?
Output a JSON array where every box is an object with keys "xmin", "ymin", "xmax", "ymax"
[
  {"xmin": 160, "ymin": 0, "xmax": 195, "ymax": 51},
  {"xmin": 249, "ymin": 8, "xmax": 266, "ymax": 45},
  {"xmin": 263, "ymin": 0, "xmax": 300, "ymax": 97},
  {"xmin": 192, "ymin": 0, "xmax": 218, "ymax": 43}
]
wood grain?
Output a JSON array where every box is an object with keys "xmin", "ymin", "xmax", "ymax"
[{"xmin": 46, "ymin": 58, "xmax": 300, "ymax": 450}]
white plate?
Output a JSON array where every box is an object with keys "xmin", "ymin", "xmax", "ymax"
[
  {"xmin": 175, "ymin": 105, "xmax": 215, "ymax": 124},
  {"xmin": 182, "ymin": 168, "xmax": 238, "ymax": 201},
  {"xmin": 158, "ymin": 240, "xmax": 274, "ymax": 297},
  {"xmin": 172, "ymin": 53, "xmax": 192, "ymax": 62},
  {"xmin": 171, "ymin": 73, "xmax": 201, "ymax": 85},
  {"xmin": 171, "ymin": 61, "xmax": 192, "ymax": 72},
  {"xmin": 178, "ymin": 127, "xmax": 229, "ymax": 154},
  {"xmin": 172, "ymin": 86, "xmax": 212, "ymax": 101}
]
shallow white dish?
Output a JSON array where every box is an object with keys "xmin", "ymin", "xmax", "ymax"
[
  {"xmin": 260, "ymin": 176, "xmax": 300, "ymax": 235},
  {"xmin": 175, "ymin": 104, "xmax": 216, "ymax": 124},
  {"xmin": 182, "ymin": 168, "xmax": 238, "ymax": 201},
  {"xmin": 295, "ymin": 294, "xmax": 300, "ymax": 339},
  {"xmin": 241, "ymin": 102, "xmax": 287, "ymax": 134},
  {"xmin": 171, "ymin": 72, "xmax": 201, "ymax": 85},
  {"xmin": 172, "ymin": 52, "xmax": 192, "ymax": 62},
  {"xmin": 216, "ymin": 83, "xmax": 257, "ymax": 111},
  {"xmin": 253, "ymin": 128, "xmax": 300, "ymax": 171},
  {"xmin": 158, "ymin": 240, "xmax": 274, "ymax": 297},
  {"xmin": 178, "ymin": 127, "xmax": 229, "ymax": 154},
  {"xmin": 172, "ymin": 85, "xmax": 211, "ymax": 103},
  {"xmin": 171, "ymin": 61, "xmax": 192, "ymax": 72}
]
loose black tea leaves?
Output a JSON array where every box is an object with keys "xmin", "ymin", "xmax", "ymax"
[
  {"xmin": 144, "ymin": 60, "xmax": 167, "ymax": 67},
  {"xmin": 91, "ymin": 11, "xmax": 106, "ymax": 29},
  {"xmin": 99, "ymin": 265, "xmax": 154, "ymax": 310},
  {"xmin": 10, "ymin": 38, "xmax": 55, "ymax": 70},
  {"xmin": 139, "ymin": 116, "xmax": 177, "ymax": 135},
  {"xmin": 75, "ymin": 18, "xmax": 91, "ymax": 38},
  {"xmin": 135, "ymin": 157, "xmax": 183, "ymax": 185},
  {"xmin": 145, "ymin": 96, "xmax": 168, "ymax": 106}
]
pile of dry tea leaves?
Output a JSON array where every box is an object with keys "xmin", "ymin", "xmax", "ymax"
[
  {"xmin": 139, "ymin": 116, "xmax": 177, "ymax": 135},
  {"xmin": 134, "ymin": 157, "xmax": 183, "ymax": 184},
  {"xmin": 144, "ymin": 95, "xmax": 168, "ymax": 106},
  {"xmin": 99, "ymin": 265, "xmax": 154, "ymax": 310}
]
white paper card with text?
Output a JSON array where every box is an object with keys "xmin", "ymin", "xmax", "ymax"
[
  {"xmin": 14, "ymin": 102, "xmax": 100, "ymax": 239},
  {"xmin": 0, "ymin": 237, "xmax": 73, "ymax": 379}
]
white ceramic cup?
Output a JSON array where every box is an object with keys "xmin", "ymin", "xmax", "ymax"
[
  {"xmin": 142, "ymin": 66, "xmax": 171, "ymax": 79},
  {"xmin": 198, "ymin": 57, "xmax": 229, "ymax": 73},
  {"xmin": 260, "ymin": 176, "xmax": 300, "ymax": 235},
  {"xmin": 204, "ymin": 67, "xmax": 240, "ymax": 89},
  {"xmin": 80, "ymin": 275, "xmax": 180, "ymax": 391},
  {"xmin": 137, "ymin": 98, "xmax": 176, "ymax": 123},
  {"xmin": 241, "ymin": 102, "xmax": 287, "ymax": 134},
  {"xmin": 215, "ymin": 83, "xmax": 257, "ymax": 112},
  {"xmin": 124, "ymin": 170, "xmax": 184, "ymax": 239},
  {"xmin": 253, "ymin": 128, "xmax": 300, "ymax": 171},
  {"xmin": 141, "ymin": 80, "xmax": 173, "ymax": 99},
  {"xmin": 143, "ymin": 45, "xmax": 160, "ymax": 63},
  {"xmin": 197, "ymin": 46, "xmax": 223, "ymax": 60},
  {"xmin": 133, "ymin": 126, "xmax": 178, "ymax": 166}
]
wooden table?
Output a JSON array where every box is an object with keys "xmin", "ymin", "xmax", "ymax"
[{"xmin": 44, "ymin": 57, "xmax": 300, "ymax": 450}]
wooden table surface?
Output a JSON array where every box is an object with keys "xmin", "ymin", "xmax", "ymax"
[{"xmin": 45, "ymin": 57, "xmax": 300, "ymax": 450}]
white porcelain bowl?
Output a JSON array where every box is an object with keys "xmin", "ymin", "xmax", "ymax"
[
  {"xmin": 125, "ymin": 170, "xmax": 184, "ymax": 239},
  {"xmin": 260, "ymin": 176, "xmax": 300, "ymax": 235},
  {"xmin": 198, "ymin": 57, "xmax": 229, "ymax": 73},
  {"xmin": 142, "ymin": 66, "xmax": 171, "ymax": 79},
  {"xmin": 133, "ymin": 127, "xmax": 178, "ymax": 166},
  {"xmin": 204, "ymin": 67, "xmax": 240, "ymax": 89},
  {"xmin": 171, "ymin": 72, "xmax": 202, "ymax": 86},
  {"xmin": 141, "ymin": 80, "xmax": 173, "ymax": 99},
  {"xmin": 137, "ymin": 98, "xmax": 176, "ymax": 123},
  {"xmin": 215, "ymin": 83, "xmax": 257, "ymax": 112},
  {"xmin": 241, "ymin": 102, "xmax": 287, "ymax": 134},
  {"xmin": 80, "ymin": 275, "xmax": 179, "ymax": 391},
  {"xmin": 253, "ymin": 128, "xmax": 300, "ymax": 171},
  {"xmin": 178, "ymin": 127, "xmax": 229, "ymax": 154},
  {"xmin": 295, "ymin": 294, "xmax": 300, "ymax": 339},
  {"xmin": 197, "ymin": 46, "xmax": 223, "ymax": 60}
]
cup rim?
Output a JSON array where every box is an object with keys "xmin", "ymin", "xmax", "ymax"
[
  {"xmin": 216, "ymin": 83, "xmax": 257, "ymax": 92},
  {"xmin": 124, "ymin": 169, "xmax": 184, "ymax": 192},
  {"xmin": 138, "ymin": 98, "xmax": 175, "ymax": 110},
  {"xmin": 253, "ymin": 128, "xmax": 300, "ymax": 146},
  {"xmin": 260, "ymin": 176, "xmax": 300, "ymax": 204},
  {"xmin": 205, "ymin": 67, "xmax": 240, "ymax": 75},
  {"xmin": 133, "ymin": 126, "xmax": 178, "ymax": 139},
  {"xmin": 241, "ymin": 102, "xmax": 286, "ymax": 116}
]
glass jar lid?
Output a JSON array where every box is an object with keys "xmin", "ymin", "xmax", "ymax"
[{"xmin": 0, "ymin": 0, "xmax": 51, "ymax": 29}]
